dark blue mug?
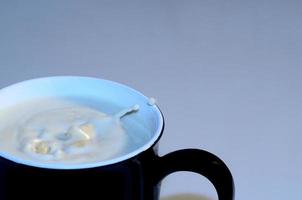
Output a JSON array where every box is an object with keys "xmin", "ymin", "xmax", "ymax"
[{"xmin": 0, "ymin": 76, "xmax": 234, "ymax": 200}]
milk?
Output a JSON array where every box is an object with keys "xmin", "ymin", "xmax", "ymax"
[{"xmin": 0, "ymin": 97, "xmax": 152, "ymax": 165}]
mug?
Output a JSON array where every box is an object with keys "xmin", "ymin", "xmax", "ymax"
[{"xmin": 0, "ymin": 76, "xmax": 234, "ymax": 200}]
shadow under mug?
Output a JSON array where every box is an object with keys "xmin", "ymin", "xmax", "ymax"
[{"xmin": 0, "ymin": 76, "xmax": 234, "ymax": 200}]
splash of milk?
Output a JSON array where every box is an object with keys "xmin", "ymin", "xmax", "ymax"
[{"xmin": 0, "ymin": 98, "xmax": 141, "ymax": 164}]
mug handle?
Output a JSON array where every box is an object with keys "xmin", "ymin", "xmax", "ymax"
[{"xmin": 155, "ymin": 149, "xmax": 235, "ymax": 200}]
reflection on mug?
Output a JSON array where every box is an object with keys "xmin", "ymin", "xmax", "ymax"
[{"xmin": 161, "ymin": 193, "xmax": 213, "ymax": 200}]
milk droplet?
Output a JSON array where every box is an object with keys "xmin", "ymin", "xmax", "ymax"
[
  {"xmin": 115, "ymin": 104, "xmax": 140, "ymax": 119},
  {"xmin": 148, "ymin": 97, "xmax": 156, "ymax": 106}
]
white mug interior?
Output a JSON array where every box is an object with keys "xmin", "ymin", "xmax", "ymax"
[{"xmin": 0, "ymin": 76, "xmax": 164, "ymax": 169}]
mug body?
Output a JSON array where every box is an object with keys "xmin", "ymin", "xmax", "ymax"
[
  {"xmin": 0, "ymin": 76, "xmax": 235, "ymax": 200},
  {"xmin": 0, "ymin": 145, "xmax": 162, "ymax": 200}
]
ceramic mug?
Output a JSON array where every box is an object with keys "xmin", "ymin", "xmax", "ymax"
[{"xmin": 0, "ymin": 76, "xmax": 234, "ymax": 200}]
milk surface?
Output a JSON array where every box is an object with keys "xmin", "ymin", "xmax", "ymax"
[{"xmin": 0, "ymin": 97, "xmax": 151, "ymax": 164}]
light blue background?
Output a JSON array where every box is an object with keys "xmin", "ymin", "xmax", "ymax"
[{"xmin": 1, "ymin": 1, "xmax": 302, "ymax": 199}]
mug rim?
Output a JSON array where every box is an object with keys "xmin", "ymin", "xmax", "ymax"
[{"xmin": 0, "ymin": 76, "xmax": 164, "ymax": 169}]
